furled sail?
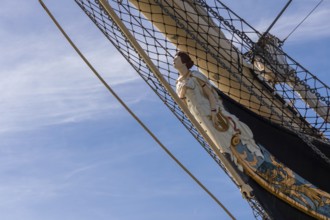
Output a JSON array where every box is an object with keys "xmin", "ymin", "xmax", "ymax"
[{"xmin": 74, "ymin": 0, "xmax": 330, "ymax": 219}]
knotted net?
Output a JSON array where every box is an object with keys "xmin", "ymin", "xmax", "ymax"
[{"xmin": 73, "ymin": 0, "xmax": 330, "ymax": 218}]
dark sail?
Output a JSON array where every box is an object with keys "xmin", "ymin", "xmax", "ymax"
[
  {"xmin": 73, "ymin": 0, "xmax": 330, "ymax": 218},
  {"xmin": 218, "ymin": 88, "xmax": 330, "ymax": 219}
]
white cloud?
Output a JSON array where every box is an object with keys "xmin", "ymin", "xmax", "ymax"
[
  {"xmin": 270, "ymin": 7, "xmax": 330, "ymax": 41},
  {"xmin": 0, "ymin": 19, "xmax": 144, "ymax": 134},
  {"xmin": 240, "ymin": 1, "xmax": 330, "ymax": 42},
  {"xmin": 0, "ymin": 2, "xmax": 271, "ymax": 220}
]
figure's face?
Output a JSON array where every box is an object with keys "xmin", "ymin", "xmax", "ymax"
[{"xmin": 173, "ymin": 55, "xmax": 185, "ymax": 70}]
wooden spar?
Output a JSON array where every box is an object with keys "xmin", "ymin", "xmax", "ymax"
[
  {"xmin": 98, "ymin": 0, "xmax": 253, "ymax": 195},
  {"xmin": 39, "ymin": 1, "xmax": 237, "ymax": 218},
  {"xmin": 128, "ymin": 0, "xmax": 311, "ymax": 133}
]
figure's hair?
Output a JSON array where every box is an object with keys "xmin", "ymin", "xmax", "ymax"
[{"xmin": 176, "ymin": 51, "xmax": 194, "ymax": 69}]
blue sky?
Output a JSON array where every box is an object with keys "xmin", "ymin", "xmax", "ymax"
[{"xmin": 1, "ymin": 0, "xmax": 329, "ymax": 219}]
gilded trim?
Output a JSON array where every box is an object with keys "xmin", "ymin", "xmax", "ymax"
[{"xmin": 231, "ymin": 138, "xmax": 330, "ymax": 220}]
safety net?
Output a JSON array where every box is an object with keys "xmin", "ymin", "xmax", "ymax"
[{"xmin": 73, "ymin": 0, "xmax": 330, "ymax": 218}]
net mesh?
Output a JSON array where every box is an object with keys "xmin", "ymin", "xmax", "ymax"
[
  {"xmin": 79, "ymin": 0, "xmax": 329, "ymax": 139},
  {"xmin": 74, "ymin": 0, "xmax": 330, "ymax": 218}
]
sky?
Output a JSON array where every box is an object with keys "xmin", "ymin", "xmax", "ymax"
[{"xmin": 0, "ymin": 0, "xmax": 329, "ymax": 220}]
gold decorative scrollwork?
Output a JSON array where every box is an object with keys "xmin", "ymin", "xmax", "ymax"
[
  {"xmin": 214, "ymin": 109, "xmax": 230, "ymax": 132},
  {"xmin": 231, "ymin": 134, "xmax": 240, "ymax": 146}
]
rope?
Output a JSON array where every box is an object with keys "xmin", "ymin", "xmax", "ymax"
[
  {"xmin": 73, "ymin": 1, "xmax": 280, "ymax": 218},
  {"xmin": 38, "ymin": 1, "xmax": 236, "ymax": 219},
  {"xmin": 283, "ymin": 0, "xmax": 324, "ymax": 43},
  {"xmin": 157, "ymin": 0, "xmax": 330, "ymax": 166}
]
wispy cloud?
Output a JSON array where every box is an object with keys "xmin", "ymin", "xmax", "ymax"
[
  {"xmin": 269, "ymin": 7, "xmax": 330, "ymax": 41},
  {"xmin": 244, "ymin": 1, "xmax": 330, "ymax": 42},
  {"xmin": 0, "ymin": 13, "xmax": 146, "ymax": 134}
]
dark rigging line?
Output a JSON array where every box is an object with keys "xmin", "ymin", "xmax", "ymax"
[
  {"xmin": 283, "ymin": 0, "xmax": 324, "ymax": 43},
  {"xmin": 261, "ymin": 0, "xmax": 292, "ymax": 39},
  {"xmin": 38, "ymin": 1, "xmax": 236, "ymax": 219}
]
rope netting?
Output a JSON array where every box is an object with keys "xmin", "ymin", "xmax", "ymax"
[
  {"xmin": 73, "ymin": 0, "xmax": 329, "ymax": 218},
  {"xmin": 76, "ymin": 0, "xmax": 330, "ymax": 140}
]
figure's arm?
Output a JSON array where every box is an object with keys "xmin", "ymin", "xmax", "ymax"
[
  {"xmin": 201, "ymin": 82, "xmax": 218, "ymax": 126},
  {"xmin": 203, "ymin": 86, "xmax": 217, "ymax": 109},
  {"xmin": 178, "ymin": 86, "xmax": 187, "ymax": 99},
  {"xmin": 177, "ymin": 85, "xmax": 187, "ymax": 105}
]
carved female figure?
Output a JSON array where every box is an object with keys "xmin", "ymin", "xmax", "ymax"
[{"xmin": 174, "ymin": 51, "xmax": 263, "ymax": 169}]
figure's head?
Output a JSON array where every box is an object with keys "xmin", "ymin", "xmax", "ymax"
[{"xmin": 173, "ymin": 51, "xmax": 194, "ymax": 70}]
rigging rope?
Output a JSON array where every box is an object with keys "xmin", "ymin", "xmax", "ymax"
[
  {"xmin": 38, "ymin": 1, "xmax": 236, "ymax": 219},
  {"xmin": 71, "ymin": 0, "xmax": 330, "ymax": 218},
  {"xmin": 67, "ymin": 0, "xmax": 330, "ymax": 218},
  {"xmin": 261, "ymin": 0, "xmax": 292, "ymax": 40},
  {"xmin": 156, "ymin": 0, "xmax": 330, "ymax": 166},
  {"xmin": 283, "ymin": 0, "xmax": 324, "ymax": 43}
]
